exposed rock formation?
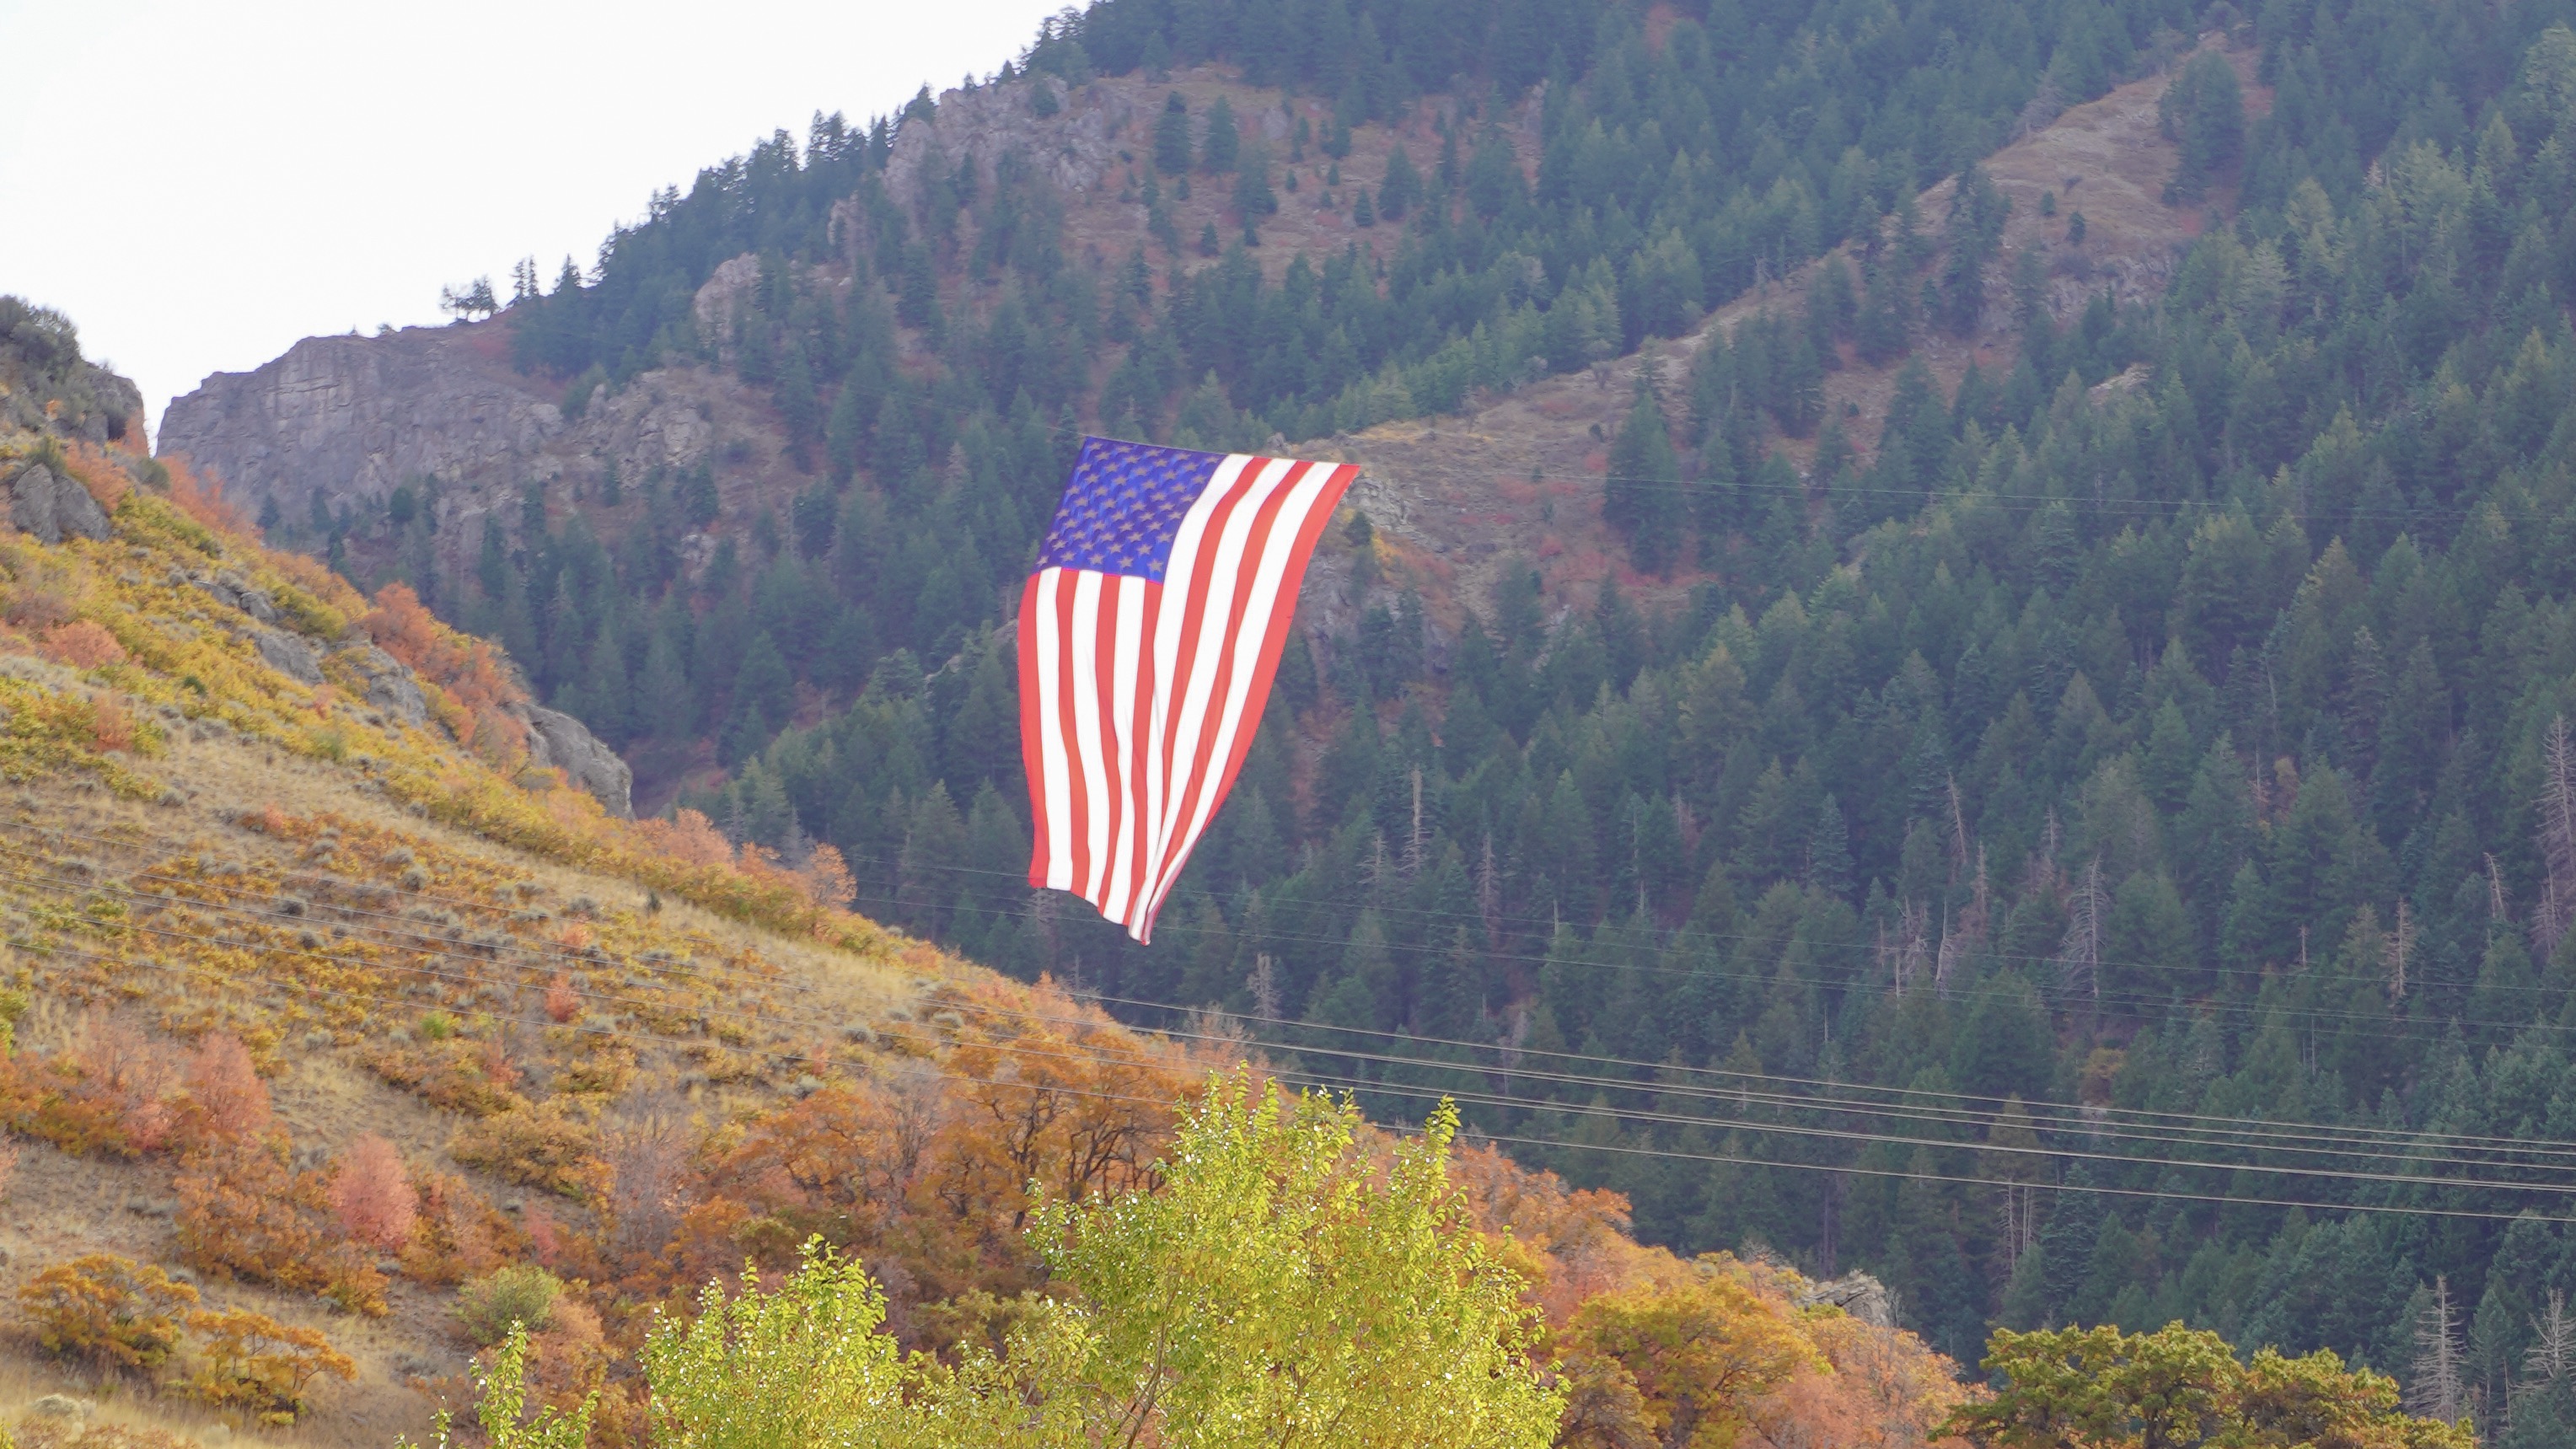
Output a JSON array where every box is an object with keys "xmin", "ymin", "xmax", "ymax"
[
  {"xmin": 158, "ymin": 325, "xmax": 775, "ymax": 582},
  {"xmin": 338, "ymin": 643, "xmax": 430, "ymax": 726},
  {"xmin": 1794, "ymin": 1270, "xmax": 1897, "ymax": 1329},
  {"xmin": 516, "ymin": 703, "xmax": 633, "ymax": 818},
  {"xmin": 1, "ymin": 296, "xmax": 143, "ymax": 446},
  {"xmin": 3, "ymin": 462, "xmax": 112, "ymax": 545},
  {"xmin": 251, "ymin": 627, "xmax": 324, "ymax": 685}
]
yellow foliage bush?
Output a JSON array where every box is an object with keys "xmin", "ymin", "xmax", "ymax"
[
  {"xmin": 16, "ymin": 1253, "xmax": 198, "ymax": 1369},
  {"xmin": 450, "ymin": 1098, "xmax": 602, "ymax": 1200},
  {"xmin": 181, "ymin": 1306, "xmax": 357, "ymax": 1425}
]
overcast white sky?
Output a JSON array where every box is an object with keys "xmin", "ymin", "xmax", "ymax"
[{"xmin": 0, "ymin": 0, "xmax": 1072, "ymax": 441}]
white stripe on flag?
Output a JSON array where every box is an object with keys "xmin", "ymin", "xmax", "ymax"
[{"xmin": 1066, "ymin": 570, "xmax": 1112, "ymax": 902}]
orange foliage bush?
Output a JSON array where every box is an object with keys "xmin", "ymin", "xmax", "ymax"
[
  {"xmin": 400, "ymin": 1170, "xmax": 510, "ymax": 1285},
  {"xmin": 39, "ymin": 620, "xmax": 126, "ymax": 669},
  {"xmin": 56, "ymin": 441, "xmax": 131, "ymax": 513},
  {"xmin": 174, "ymin": 1135, "xmax": 388, "ymax": 1316},
  {"xmin": 448, "ymin": 1098, "xmax": 601, "ymax": 1200},
  {"xmin": 799, "ymin": 842, "xmax": 857, "ymax": 912},
  {"xmin": 703, "ymin": 979, "xmax": 1205, "ymax": 1305},
  {"xmin": 544, "ymin": 974, "xmax": 580, "ymax": 1024},
  {"xmin": 180, "ymin": 1032, "xmax": 271, "ymax": 1145},
  {"xmin": 633, "ymin": 808, "xmax": 733, "ymax": 868},
  {"xmin": 359, "ymin": 584, "xmax": 528, "ymax": 754},
  {"xmin": 369, "ymin": 1036, "xmax": 526, "ymax": 1118},
  {"xmin": 158, "ymin": 453, "xmax": 255, "ymax": 537},
  {"xmin": 67, "ymin": 1015, "xmax": 175, "ymax": 1153},
  {"xmin": 16, "ymin": 1252, "xmax": 197, "ymax": 1369},
  {"xmin": 328, "ymin": 1133, "xmax": 416, "ymax": 1253}
]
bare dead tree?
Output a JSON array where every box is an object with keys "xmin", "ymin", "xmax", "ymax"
[
  {"xmin": 2392, "ymin": 899, "xmax": 2416, "ymax": 1001},
  {"xmin": 2411, "ymin": 1275, "xmax": 2468, "ymax": 1425},
  {"xmin": 2536, "ymin": 716, "xmax": 2576, "ymax": 962},
  {"xmin": 2529, "ymin": 1289, "xmax": 2574, "ymax": 1387},
  {"xmin": 2058, "ymin": 856, "xmax": 2108, "ymax": 1006}
]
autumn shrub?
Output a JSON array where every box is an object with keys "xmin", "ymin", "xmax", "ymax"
[
  {"xmin": 328, "ymin": 1132, "xmax": 416, "ymax": 1252},
  {"xmin": 451, "ymin": 1099, "xmax": 600, "ymax": 1199},
  {"xmin": 181, "ymin": 1307, "xmax": 357, "ymax": 1425},
  {"xmin": 456, "ymin": 1264, "xmax": 562, "ymax": 1347},
  {"xmin": 17, "ymin": 1253, "xmax": 198, "ymax": 1369},
  {"xmin": 87, "ymin": 690, "xmax": 134, "ymax": 752},
  {"xmin": 174, "ymin": 1135, "xmax": 388, "ymax": 1316},
  {"xmin": 62, "ymin": 1015, "xmax": 175, "ymax": 1153},
  {"xmin": 39, "ymin": 620, "xmax": 125, "ymax": 668},
  {"xmin": 798, "ymin": 843, "xmax": 856, "ymax": 912},
  {"xmin": 158, "ymin": 453, "xmax": 255, "ymax": 537},
  {"xmin": 370, "ymin": 1035, "xmax": 523, "ymax": 1116},
  {"xmin": 633, "ymin": 808, "xmax": 733, "ymax": 868},
  {"xmin": 179, "ymin": 1031, "xmax": 270, "ymax": 1145},
  {"xmin": 402, "ymin": 1170, "xmax": 508, "ymax": 1285},
  {"xmin": 56, "ymin": 441, "xmax": 131, "ymax": 513},
  {"xmin": 1554, "ymin": 1264, "xmax": 1821, "ymax": 1449}
]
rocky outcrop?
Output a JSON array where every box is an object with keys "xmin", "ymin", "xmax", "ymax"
[
  {"xmin": 517, "ymin": 703, "xmax": 634, "ymax": 818},
  {"xmin": 3, "ymin": 462, "xmax": 111, "ymax": 545},
  {"xmin": 337, "ymin": 644, "xmax": 429, "ymax": 726},
  {"xmin": 158, "ymin": 325, "xmax": 756, "ymax": 560},
  {"xmin": 1794, "ymin": 1270, "xmax": 1896, "ymax": 1328},
  {"xmin": 872, "ymin": 75, "xmax": 1136, "ymax": 212},
  {"xmin": 1, "ymin": 297, "xmax": 144, "ymax": 447},
  {"xmin": 188, "ymin": 566, "xmax": 280, "ymax": 624},
  {"xmin": 251, "ymin": 627, "xmax": 324, "ymax": 685}
]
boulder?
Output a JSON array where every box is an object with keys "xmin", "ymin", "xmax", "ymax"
[
  {"xmin": 338, "ymin": 643, "xmax": 429, "ymax": 725},
  {"xmin": 518, "ymin": 703, "xmax": 633, "ymax": 818},
  {"xmin": 252, "ymin": 627, "xmax": 325, "ymax": 685},
  {"xmin": 5, "ymin": 463, "xmax": 110, "ymax": 545},
  {"xmin": 195, "ymin": 569, "xmax": 279, "ymax": 623},
  {"xmin": 1794, "ymin": 1270, "xmax": 1895, "ymax": 1328}
]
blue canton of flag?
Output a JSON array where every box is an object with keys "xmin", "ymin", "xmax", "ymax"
[{"xmin": 1033, "ymin": 437, "xmax": 1223, "ymax": 581}]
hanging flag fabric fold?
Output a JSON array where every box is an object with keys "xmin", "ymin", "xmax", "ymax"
[{"xmin": 1018, "ymin": 437, "xmax": 1359, "ymax": 942}]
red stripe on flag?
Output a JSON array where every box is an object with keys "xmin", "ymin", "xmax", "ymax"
[
  {"xmin": 1123, "ymin": 582, "xmax": 1163, "ymax": 929},
  {"xmin": 1052, "ymin": 568, "xmax": 1092, "ymax": 900}
]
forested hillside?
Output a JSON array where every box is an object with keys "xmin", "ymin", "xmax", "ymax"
[{"xmin": 154, "ymin": 0, "xmax": 2576, "ymax": 1436}]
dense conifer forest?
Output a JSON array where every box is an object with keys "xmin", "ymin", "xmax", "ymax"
[{"xmin": 259, "ymin": 0, "xmax": 2576, "ymax": 1425}]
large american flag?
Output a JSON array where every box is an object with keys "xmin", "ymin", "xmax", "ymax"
[{"xmin": 1019, "ymin": 437, "xmax": 1358, "ymax": 942}]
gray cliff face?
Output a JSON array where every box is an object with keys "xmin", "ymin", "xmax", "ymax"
[
  {"xmin": 158, "ymin": 320, "xmax": 786, "ymax": 586},
  {"xmin": 160, "ymin": 330, "xmax": 566, "ymax": 517},
  {"xmin": 517, "ymin": 704, "xmax": 634, "ymax": 818}
]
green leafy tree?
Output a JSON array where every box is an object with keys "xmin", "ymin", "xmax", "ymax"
[
  {"xmin": 1950, "ymin": 1322, "xmax": 2476, "ymax": 1448},
  {"xmin": 642, "ymin": 1242, "xmax": 906, "ymax": 1449},
  {"xmin": 1033, "ymin": 1071, "xmax": 1564, "ymax": 1448}
]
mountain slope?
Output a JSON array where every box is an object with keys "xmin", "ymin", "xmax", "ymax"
[{"xmin": 0, "ymin": 336, "xmax": 1994, "ymax": 1448}]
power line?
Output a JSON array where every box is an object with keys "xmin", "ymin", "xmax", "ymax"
[
  {"xmin": 19, "ymin": 817, "xmax": 2563, "ymax": 1176},
  {"xmin": 26, "ymin": 862, "xmax": 2576, "ymax": 1205}
]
